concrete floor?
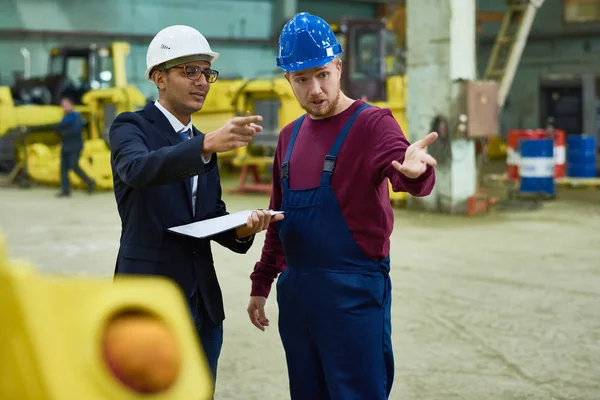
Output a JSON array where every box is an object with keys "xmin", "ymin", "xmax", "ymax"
[{"xmin": 0, "ymin": 173, "xmax": 599, "ymax": 400}]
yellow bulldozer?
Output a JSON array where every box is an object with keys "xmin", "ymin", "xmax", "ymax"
[{"xmin": 0, "ymin": 42, "xmax": 146, "ymax": 189}]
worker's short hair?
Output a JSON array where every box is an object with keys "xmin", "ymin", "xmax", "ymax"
[{"xmin": 59, "ymin": 93, "xmax": 75, "ymax": 104}]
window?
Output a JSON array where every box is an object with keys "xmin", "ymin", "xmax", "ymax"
[
  {"xmin": 65, "ymin": 57, "xmax": 87, "ymax": 84},
  {"xmin": 96, "ymin": 48, "xmax": 114, "ymax": 89},
  {"xmin": 564, "ymin": 0, "xmax": 600, "ymax": 23},
  {"xmin": 384, "ymin": 28, "xmax": 406, "ymax": 76},
  {"xmin": 349, "ymin": 29, "xmax": 383, "ymax": 80},
  {"xmin": 337, "ymin": 27, "xmax": 405, "ymax": 78}
]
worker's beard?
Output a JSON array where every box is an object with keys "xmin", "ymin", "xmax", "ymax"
[{"xmin": 302, "ymin": 83, "xmax": 341, "ymax": 119}]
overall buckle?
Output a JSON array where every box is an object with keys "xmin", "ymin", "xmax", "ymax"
[{"xmin": 323, "ymin": 155, "xmax": 336, "ymax": 173}]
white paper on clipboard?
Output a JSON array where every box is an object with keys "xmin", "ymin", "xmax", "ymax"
[{"xmin": 167, "ymin": 210, "xmax": 284, "ymax": 239}]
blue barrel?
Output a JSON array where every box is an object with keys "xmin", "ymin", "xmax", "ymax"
[
  {"xmin": 567, "ymin": 135, "xmax": 597, "ymax": 178},
  {"xmin": 519, "ymin": 138, "xmax": 555, "ymax": 196}
]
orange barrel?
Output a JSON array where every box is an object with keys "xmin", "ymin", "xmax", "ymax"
[{"xmin": 506, "ymin": 129, "xmax": 546, "ymax": 180}]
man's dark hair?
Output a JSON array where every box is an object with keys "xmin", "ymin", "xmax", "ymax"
[{"xmin": 59, "ymin": 93, "xmax": 75, "ymax": 104}]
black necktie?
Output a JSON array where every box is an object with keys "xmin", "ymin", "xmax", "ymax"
[{"xmin": 177, "ymin": 129, "xmax": 194, "ymax": 190}]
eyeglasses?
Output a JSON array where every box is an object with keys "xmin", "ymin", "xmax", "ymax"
[{"xmin": 170, "ymin": 66, "xmax": 219, "ymax": 83}]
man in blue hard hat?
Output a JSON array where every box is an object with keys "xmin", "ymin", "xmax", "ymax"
[{"xmin": 246, "ymin": 12, "xmax": 438, "ymax": 399}]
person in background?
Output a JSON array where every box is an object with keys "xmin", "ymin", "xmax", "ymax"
[
  {"xmin": 108, "ymin": 24, "xmax": 283, "ymax": 392},
  {"xmin": 56, "ymin": 95, "xmax": 96, "ymax": 197},
  {"xmin": 246, "ymin": 12, "xmax": 437, "ymax": 399}
]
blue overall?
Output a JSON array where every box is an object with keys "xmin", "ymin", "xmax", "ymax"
[{"xmin": 276, "ymin": 104, "xmax": 394, "ymax": 399}]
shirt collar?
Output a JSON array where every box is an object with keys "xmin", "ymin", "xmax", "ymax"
[{"xmin": 154, "ymin": 100, "xmax": 193, "ymax": 133}]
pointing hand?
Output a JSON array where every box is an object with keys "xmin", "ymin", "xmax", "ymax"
[{"xmin": 202, "ymin": 115, "xmax": 264, "ymax": 155}]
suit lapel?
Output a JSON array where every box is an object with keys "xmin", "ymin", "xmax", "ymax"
[
  {"xmin": 143, "ymin": 102, "xmax": 178, "ymax": 145},
  {"xmin": 143, "ymin": 102, "xmax": 193, "ymax": 210}
]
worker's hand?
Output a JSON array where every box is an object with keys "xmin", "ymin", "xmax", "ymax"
[
  {"xmin": 235, "ymin": 210, "xmax": 284, "ymax": 239},
  {"xmin": 392, "ymin": 131, "xmax": 438, "ymax": 179},
  {"xmin": 202, "ymin": 115, "xmax": 264, "ymax": 155},
  {"xmin": 247, "ymin": 296, "xmax": 269, "ymax": 331}
]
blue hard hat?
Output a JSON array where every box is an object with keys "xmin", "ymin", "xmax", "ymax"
[{"xmin": 276, "ymin": 12, "xmax": 343, "ymax": 73}]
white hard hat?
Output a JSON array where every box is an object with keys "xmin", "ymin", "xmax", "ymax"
[{"xmin": 145, "ymin": 25, "xmax": 220, "ymax": 81}]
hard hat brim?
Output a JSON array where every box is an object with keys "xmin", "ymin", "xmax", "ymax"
[
  {"xmin": 145, "ymin": 52, "xmax": 220, "ymax": 82},
  {"xmin": 277, "ymin": 55, "xmax": 336, "ymax": 73}
]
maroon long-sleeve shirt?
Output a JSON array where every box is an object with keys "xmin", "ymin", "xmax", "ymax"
[{"xmin": 250, "ymin": 100, "xmax": 435, "ymax": 297}]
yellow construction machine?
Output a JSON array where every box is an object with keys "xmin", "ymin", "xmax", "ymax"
[
  {"xmin": 0, "ymin": 42, "xmax": 146, "ymax": 189},
  {"xmin": 198, "ymin": 17, "xmax": 409, "ymax": 203}
]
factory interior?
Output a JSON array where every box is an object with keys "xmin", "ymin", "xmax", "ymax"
[{"xmin": 0, "ymin": 0, "xmax": 599, "ymax": 399}]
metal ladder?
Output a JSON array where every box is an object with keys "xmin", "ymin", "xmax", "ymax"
[{"xmin": 483, "ymin": 0, "xmax": 546, "ymax": 109}]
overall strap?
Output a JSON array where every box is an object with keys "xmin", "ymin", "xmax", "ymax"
[
  {"xmin": 320, "ymin": 103, "xmax": 371, "ymax": 186},
  {"xmin": 281, "ymin": 114, "xmax": 306, "ymax": 190}
]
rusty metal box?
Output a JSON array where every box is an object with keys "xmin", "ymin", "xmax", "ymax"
[{"xmin": 456, "ymin": 80, "xmax": 499, "ymax": 138}]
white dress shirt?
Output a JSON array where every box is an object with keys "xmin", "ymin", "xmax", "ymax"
[{"xmin": 154, "ymin": 100, "xmax": 211, "ymax": 215}]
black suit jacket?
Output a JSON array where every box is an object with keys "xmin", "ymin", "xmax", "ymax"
[{"xmin": 109, "ymin": 102, "xmax": 254, "ymax": 324}]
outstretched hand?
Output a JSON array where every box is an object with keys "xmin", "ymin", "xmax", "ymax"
[{"xmin": 391, "ymin": 132, "xmax": 438, "ymax": 179}]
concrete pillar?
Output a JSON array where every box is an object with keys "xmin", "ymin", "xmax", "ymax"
[
  {"xmin": 581, "ymin": 74, "xmax": 598, "ymax": 149},
  {"xmin": 271, "ymin": 0, "xmax": 298, "ymax": 37},
  {"xmin": 406, "ymin": 0, "xmax": 477, "ymax": 214}
]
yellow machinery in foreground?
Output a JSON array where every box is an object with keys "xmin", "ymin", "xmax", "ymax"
[
  {"xmin": 194, "ymin": 17, "xmax": 409, "ymax": 203},
  {"xmin": 0, "ymin": 232, "xmax": 214, "ymax": 400},
  {"xmin": 0, "ymin": 42, "xmax": 146, "ymax": 189}
]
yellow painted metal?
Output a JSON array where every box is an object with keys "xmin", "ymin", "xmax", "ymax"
[
  {"xmin": 0, "ymin": 87, "xmax": 64, "ymax": 137},
  {"xmin": 0, "ymin": 43, "xmax": 146, "ymax": 190},
  {"xmin": 111, "ymin": 42, "xmax": 131, "ymax": 88},
  {"xmin": 379, "ymin": 75, "xmax": 409, "ymax": 203},
  {"xmin": 486, "ymin": 135, "xmax": 508, "ymax": 159},
  {"xmin": 0, "ymin": 233, "xmax": 214, "ymax": 400},
  {"xmin": 13, "ymin": 86, "xmax": 146, "ymax": 191}
]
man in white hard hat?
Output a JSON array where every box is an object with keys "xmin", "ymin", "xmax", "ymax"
[{"xmin": 108, "ymin": 25, "xmax": 283, "ymax": 385}]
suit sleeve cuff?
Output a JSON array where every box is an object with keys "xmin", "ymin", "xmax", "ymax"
[{"xmin": 235, "ymin": 234, "xmax": 255, "ymax": 244}]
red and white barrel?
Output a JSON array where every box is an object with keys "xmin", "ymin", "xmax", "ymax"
[
  {"xmin": 551, "ymin": 129, "xmax": 566, "ymax": 178},
  {"xmin": 506, "ymin": 129, "xmax": 566, "ymax": 180},
  {"xmin": 507, "ymin": 130, "xmax": 545, "ymax": 180}
]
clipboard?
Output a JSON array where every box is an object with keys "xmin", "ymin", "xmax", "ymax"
[{"xmin": 167, "ymin": 210, "xmax": 284, "ymax": 239}]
